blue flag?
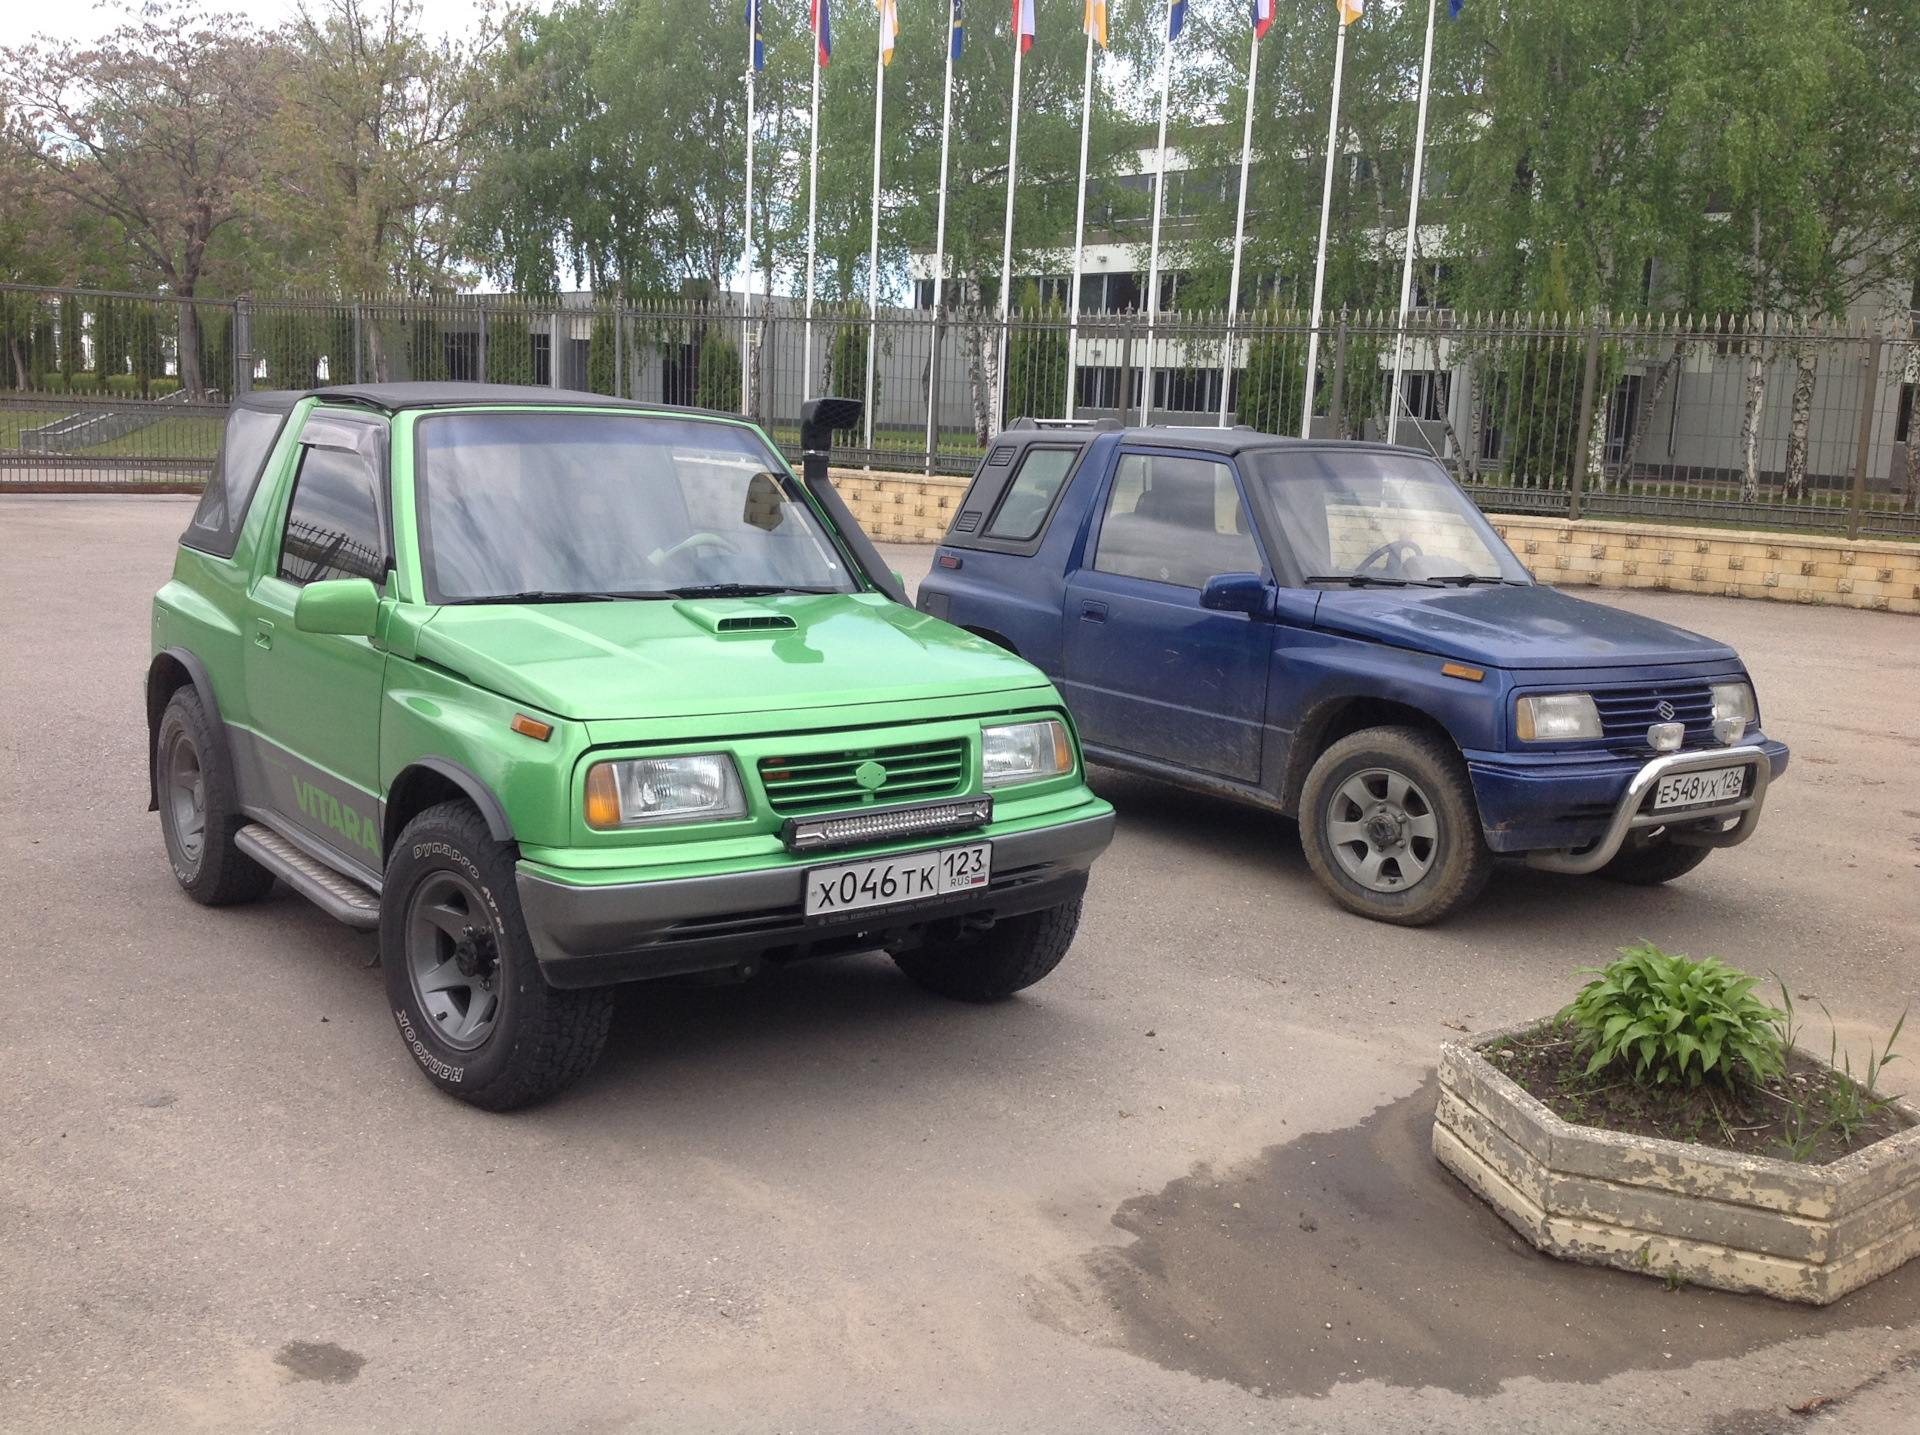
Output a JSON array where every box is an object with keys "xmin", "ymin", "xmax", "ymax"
[
  {"xmin": 1450, "ymin": 0, "xmax": 1464, "ymax": 14},
  {"xmin": 1169, "ymin": 0, "xmax": 1186, "ymax": 40},
  {"xmin": 950, "ymin": 0, "xmax": 964, "ymax": 59},
  {"xmin": 747, "ymin": 0, "xmax": 764, "ymax": 71}
]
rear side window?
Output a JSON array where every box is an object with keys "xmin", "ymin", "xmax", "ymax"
[
  {"xmin": 182, "ymin": 406, "xmax": 287, "ymax": 558},
  {"xmin": 278, "ymin": 445, "xmax": 386, "ymax": 587},
  {"xmin": 1093, "ymin": 453, "xmax": 1261, "ymax": 589},
  {"xmin": 985, "ymin": 447, "xmax": 1078, "ymax": 540}
]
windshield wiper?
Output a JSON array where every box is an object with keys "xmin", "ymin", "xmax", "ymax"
[
  {"xmin": 666, "ymin": 583, "xmax": 838, "ymax": 598},
  {"xmin": 1414, "ymin": 574, "xmax": 1517, "ymax": 588},
  {"xmin": 445, "ymin": 590, "xmax": 675, "ymax": 605},
  {"xmin": 1303, "ymin": 574, "xmax": 1412, "ymax": 588}
]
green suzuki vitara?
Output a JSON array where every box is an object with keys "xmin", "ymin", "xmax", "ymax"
[{"xmin": 147, "ymin": 385, "xmax": 1114, "ymax": 1109}]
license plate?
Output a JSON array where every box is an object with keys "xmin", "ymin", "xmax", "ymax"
[
  {"xmin": 804, "ymin": 842, "xmax": 992, "ymax": 918},
  {"xmin": 1653, "ymin": 765, "xmax": 1748, "ymax": 811}
]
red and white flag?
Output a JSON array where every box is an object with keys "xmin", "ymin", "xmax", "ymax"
[{"xmin": 1012, "ymin": 0, "xmax": 1035, "ymax": 51}]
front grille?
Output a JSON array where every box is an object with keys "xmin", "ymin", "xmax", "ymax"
[
  {"xmin": 1591, "ymin": 683, "xmax": 1716, "ymax": 749},
  {"xmin": 759, "ymin": 738, "xmax": 969, "ymax": 816}
]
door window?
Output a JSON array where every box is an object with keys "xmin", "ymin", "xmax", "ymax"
[
  {"xmin": 1092, "ymin": 453, "xmax": 1260, "ymax": 588},
  {"xmin": 985, "ymin": 447, "xmax": 1078, "ymax": 540},
  {"xmin": 278, "ymin": 445, "xmax": 386, "ymax": 587}
]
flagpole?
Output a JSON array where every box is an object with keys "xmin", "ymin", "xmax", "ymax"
[
  {"xmin": 741, "ymin": 6, "xmax": 756, "ymax": 415},
  {"xmin": 1301, "ymin": 16, "xmax": 1349, "ymax": 439},
  {"xmin": 865, "ymin": 10, "xmax": 887, "ymax": 453},
  {"xmin": 805, "ymin": 38, "xmax": 822, "ymax": 402},
  {"xmin": 925, "ymin": 7, "xmax": 957, "ymax": 460},
  {"xmin": 1388, "ymin": 0, "xmax": 1438, "ymax": 446},
  {"xmin": 993, "ymin": 16, "xmax": 1025, "ymax": 435},
  {"xmin": 1218, "ymin": 27, "xmax": 1258, "ymax": 427},
  {"xmin": 1066, "ymin": 25, "xmax": 1094, "ymax": 419},
  {"xmin": 1142, "ymin": 12, "xmax": 1174, "ymax": 429}
]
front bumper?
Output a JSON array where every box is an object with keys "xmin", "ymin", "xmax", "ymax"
[
  {"xmin": 1479, "ymin": 742, "xmax": 1781, "ymax": 875},
  {"xmin": 516, "ymin": 810, "xmax": 1116, "ymax": 988}
]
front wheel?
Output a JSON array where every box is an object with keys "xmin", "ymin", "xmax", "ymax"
[
  {"xmin": 381, "ymin": 802, "xmax": 613, "ymax": 1110},
  {"xmin": 1298, "ymin": 726, "xmax": 1492, "ymax": 926},
  {"xmin": 890, "ymin": 898, "xmax": 1082, "ymax": 1001}
]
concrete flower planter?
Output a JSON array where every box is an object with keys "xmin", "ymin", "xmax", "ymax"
[{"xmin": 1434, "ymin": 1023, "xmax": 1920, "ymax": 1305}]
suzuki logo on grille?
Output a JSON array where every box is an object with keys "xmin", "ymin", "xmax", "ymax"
[
  {"xmin": 854, "ymin": 760, "xmax": 889, "ymax": 791},
  {"xmin": 1656, "ymin": 700, "xmax": 1677, "ymax": 721}
]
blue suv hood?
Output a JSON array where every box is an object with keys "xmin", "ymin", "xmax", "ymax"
[{"xmin": 1309, "ymin": 584, "xmax": 1740, "ymax": 670}]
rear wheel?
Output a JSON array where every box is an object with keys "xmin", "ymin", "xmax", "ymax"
[
  {"xmin": 381, "ymin": 802, "xmax": 613, "ymax": 1110},
  {"xmin": 1299, "ymin": 726, "xmax": 1492, "ymax": 926},
  {"xmin": 1597, "ymin": 833, "xmax": 1713, "ymax": 886},
  {"xmin": 890, "ymin": 898, "xmax": 1082, "ymax": 1001},
  {"xmin": 156, "ymin": 686, "xmax": 274, "ymax": 906}
]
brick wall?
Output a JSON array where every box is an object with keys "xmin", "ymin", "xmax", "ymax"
[
  {"xmin": 1488, "ymin": 516, "xmax": 1920, "ymax": 616},
  {"xmin": 826, "ymin": 468, "xmax": 1920, "ymax": 617}
]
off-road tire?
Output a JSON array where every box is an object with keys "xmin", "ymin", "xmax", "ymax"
[
  {"xmin": 890, "ymin": 897, "xmax": 1082, "ymax": 1001},
  {"xmin": 1299, "ymin": 725, "xmax": 1493, "ymax": 927},
  {"xmin": 156, "ymin": 686, "xmax": 275, "ymax": 906},
  {"xmin": 1597, "ymin": 833, "xmax": 1713, "ymax": 886},
  {"xmin": 381, "ymin": 801, "xmax": 613, "ymax": 1111}
]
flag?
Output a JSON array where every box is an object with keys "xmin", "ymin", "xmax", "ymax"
[
  {"xmin": 1337, "ymin": 0, "xmax": 1363, "ymax": 23},
  {"xmin": 1013, "ymin": 0, "xmax": 1035, "ymax": 52},
  {"xmin": 1449, "ymin": 0, "xmax": 1464, "ymax": 14},
  {"xmin": 1084, "ymin": 0, "xmax": 1106, "ymax": 47},
  {"xmin": 879, "ymin": 0, "xmax": 897, "ymax": 63},
  {"xmin": 811, "ymin": 0, "xmax": 832, "ymax": 64},
  {"xmin": 1169, "ymin": 0, "xmax": 1186, "ymax": 41},
  {"xmin": 1251, "ymin": 0, "xmax": 1272, "ymax": 39},
  {"xmin": 949, "ymin": 0, "xmax": 963, "ymax": 60},
  {"xmin": 747, "ymin": 0, "xmax": 764, "ymax": 70}
]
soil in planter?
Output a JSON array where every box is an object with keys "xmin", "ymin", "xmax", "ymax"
[{"xmin": 1481, "ymin": 1021, "xmax": 1911, "ymax": 1164}]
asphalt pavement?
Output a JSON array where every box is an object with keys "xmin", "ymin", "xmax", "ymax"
[{"xmin": 2, "ymin": 495, "xmax": 1916, "ymax": 1434}]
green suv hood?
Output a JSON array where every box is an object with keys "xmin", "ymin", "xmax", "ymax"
[{"xmin": 415, "ymin": 593, "xmax": 1045, "ymax": 722}]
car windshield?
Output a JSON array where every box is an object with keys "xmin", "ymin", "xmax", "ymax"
[
  {"xmin": 413, "ymin": 411, "xmax": 858, "ymax": 603},
  {"xmin": 1248, "ymin": 449, "xmax": 1529, "ymax": 585}
]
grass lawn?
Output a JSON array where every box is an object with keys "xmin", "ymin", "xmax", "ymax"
[
  {"xmin": 0, "ymin": 410, "xmax": 68, "ymax": 448},
  {"xmin": 79, "ymin": 415, "xmax": 224, "ymax": 461}
]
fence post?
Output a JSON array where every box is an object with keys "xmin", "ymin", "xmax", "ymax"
[
  {"xmin": 1848, "ymin": 333, "xmax": 1884, "ymax": 541},
  {"xmin": 352, "ymin": 303, "xmax": 364, "ymax": 384},
  {"xmin": 233, "ymin": 298, "xmax": 252, "ymax": 397},
  {"xmin": 1328, "ymin": 316, "xmax": 1348, "ymax": 438},
  {"xmin": 474, "ymin": 305, "xmax": 486, "ymax": 386},
  {"xmin": 1570, "ymin": 314, "xmax": 1601, "ymax": 520},
  {"xmin": 925, "ymin": 306, "xmax": 945, "ymax": 474}
]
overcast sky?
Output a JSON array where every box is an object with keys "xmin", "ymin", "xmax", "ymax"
[{"xmin": 0, "ymin": 0, "xmax": 498, "ymax": 51}]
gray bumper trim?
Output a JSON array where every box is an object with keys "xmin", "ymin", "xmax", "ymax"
[
  {"xmin": 1524, "ymin": 744, "xmax": 1772, "ymax": 875},
  {"xmin": 517, "ymin": 810, "xmax": 1115, "ymax": 986}
]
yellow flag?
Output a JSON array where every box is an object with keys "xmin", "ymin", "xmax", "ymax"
[
  {"xmin": 1338, "ymin": 0, "xmax": 1364, "ymax": 23},
  {"xmin": 1084, "ymin": 0, "xmax": 1107, "ymax": 47},
  {"xmin": 878, "ymin": 0, "xmax": 896, "ymax": 63}
]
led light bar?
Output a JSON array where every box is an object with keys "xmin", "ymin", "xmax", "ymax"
[{"xmin": 781, "ymin": 796, "xmax": 993, "ymax": 855}]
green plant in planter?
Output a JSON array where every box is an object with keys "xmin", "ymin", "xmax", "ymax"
[{"xmin": 1559, "ymin": 940, "xmax": 1784, "ymax": 1088}]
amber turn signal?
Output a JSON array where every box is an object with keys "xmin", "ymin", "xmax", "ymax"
[
  {"xmin": 583, "ymin": 762, "xmax": 622, "ymax": 829},
  {"xmin": 510, "ymin": 713, "xmax": 553, "ymax": 741},
  {"xmin": 1440, "ymin": 662, "xmax": 1485, "ymax": 682}
]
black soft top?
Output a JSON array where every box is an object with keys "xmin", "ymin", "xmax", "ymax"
[{"xmin": 306, "ymin": 381, "xmax": 737, "ymax": 421}]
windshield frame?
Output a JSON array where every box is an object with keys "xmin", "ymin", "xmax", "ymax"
[
  {"xmin": 405, "ymin": 406, "xmax": 865, "ymax": 606},
  {"xmin": 1241, "ymin": 445, "xmax": 1533, "ymax": 589}
]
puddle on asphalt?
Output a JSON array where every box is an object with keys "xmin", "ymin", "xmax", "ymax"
[
  {"xmin": 274, "ymin": 1341, "xmax": 365, "ymax": 1384},
  {"xmin": 1070, "ymin": 1077, "xmax": 1919, "ymax": 1398}
]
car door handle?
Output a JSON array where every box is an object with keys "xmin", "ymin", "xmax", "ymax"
[
  {"xmin": 1080, "ymin": 601, "xmax": 1108, "ymax": 623},
  {"xmin": 254, "ymin": 618, "xmax": 274, "ymax": 650}
]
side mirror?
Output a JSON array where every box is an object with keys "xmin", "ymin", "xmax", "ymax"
[
  {"xmin": 742, "ymin": 472, "xmax": 786, "ymax": 531},
  {"xmin": 1199, "ymin": 572, "xmax": 1268, "ymax": 615},
  {"xmin": 295, "ymin": 577, "xmax": 381, "ymax": 637}
]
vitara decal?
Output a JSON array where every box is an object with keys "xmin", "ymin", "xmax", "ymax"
[{"xmin": 293, "ymin": 775, "xmax": 382, "ymax": 855}]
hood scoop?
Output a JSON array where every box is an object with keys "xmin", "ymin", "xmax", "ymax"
[{"xmin": 675, "ymin": 600, "xmax": 799, "ymax": 635}]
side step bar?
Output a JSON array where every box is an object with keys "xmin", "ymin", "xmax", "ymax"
[{"xmin": 236, "ymin": 823, "xmax": 382, "ymax": 930}]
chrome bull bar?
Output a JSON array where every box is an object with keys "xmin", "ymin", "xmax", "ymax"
[{"xmin": 1525, "ymin": 744, "xmax": 1772, "ymax": 876}]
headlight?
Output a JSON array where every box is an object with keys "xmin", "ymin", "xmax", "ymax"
[
  {"xmin": 1710, "ymin": 681, "xmax": 1756, "ymax": 744},
  {"xmin": 981, "ymin": 720, "xmax": 1074, "ymax": 788},
  {"xmin": 1515, "ymin": 693, "xmax": 1603, "ymax": 742},
  {"xmin": 584, "ymin": 754, "xmax": 747, "ymax": 829}
]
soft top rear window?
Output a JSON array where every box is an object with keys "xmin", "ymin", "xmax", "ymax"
[{"xmin": 183, "ymin": 404, "xmax": 292, "ymax": 558}]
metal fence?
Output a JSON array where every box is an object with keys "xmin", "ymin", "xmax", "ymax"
[{"xmin": 4, "ymin": 283, "xmax": 1915, "ymax": 538}]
